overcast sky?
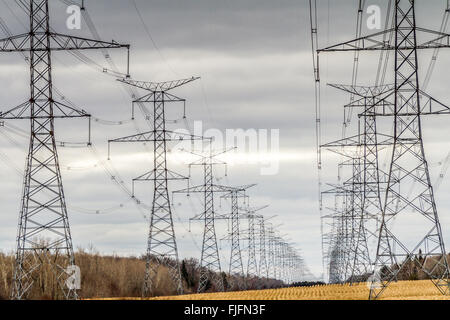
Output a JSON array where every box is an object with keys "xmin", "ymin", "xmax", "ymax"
[{"xmin": 1, "ymin": 0, "xmax": 450, "ymax": 282}]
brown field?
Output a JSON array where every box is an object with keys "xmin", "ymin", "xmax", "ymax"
[
  {"xmin": 2, "ymin": 249, "xmax": 449, "ymax": 300},
  {"xmin": 122, "ymin": 280, "xmax": 450, "ymax": 300}
]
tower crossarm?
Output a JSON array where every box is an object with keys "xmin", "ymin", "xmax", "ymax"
[
  {"xmin": 133, "ymin": 91, "xmax": 186, "ymax": 104},
  {"xmin": 318, "ymin": 27, "xmax": 450, "ymax": 53},
  {"xmin": 133, "ymin": 169, "xmax": 188, "ymax": 182},
  {"xmin": 0, "ymin": 32, "xmax": 129, "ymax": 52},
  {"xmin": 328, "ymin": 83, "xmax": 395, "ymax": 98},
  {"xmin": 360, "ymin": 89, "xmax": 450, "ymax": 117},
  {"xmin": 220, "ymin": 184, "xmax": 257, "ymax": 199},
  {"xmin": 0, "ymin": 101, "xmax": 90, "ymax": 120},
  {"xmin": 173, "ymin": 184, "xmax": 236, "ymax": 194},
  {"xmin": 108, "ymin": 130, "xmax": 204, "ymax": 144},
  {"xmin": 238, "ymin": 205, "xmax": 269, "ymax": 216},
  {"xmin": 186, "ymin": 147, "xmax": 235, "ymax": 168},
  {"xmin": 321, "ymin": 133, "xmax": 394, "ymax": 148},
  {"xmin": 327, "ymin": 84, "xmax": 396, "ymax": 117},
  {"xmin": 118, "ymin": 77, "xmax": 200, "ymax": 92}
]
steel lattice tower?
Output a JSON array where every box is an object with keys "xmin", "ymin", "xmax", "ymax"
[
  {"xmin": 228, "ymin": 190, "xmax": 244, "ymax": 287},
  {"xmin": 173, "ymin": 148, "xmax": 234, "ymax": 293},
  {"xmin": 266, "ymin": 224, "xmax": 276, "ymax": 280},
  {"xmin": 109, "ymin": 77, "xmax": 203, "ymax": 296},
  {"xmin": 322, "ymin": 158, "xmax": 367, "ymax": 283},
  {"xmin": 323, "ymin": 84, "xmax": 395, "ymax": 283},
  {"xmin": 258, "ymin": 216, "xmax": 268, "ymax": 279},
  {"xmin": 238, "ymin": 205, "xmax": 268, "ymax": 278},
  {"xmin": 246, "ymin": 212, "xmax": 258, "ymax": 277},
  {"xmin": 349, "ymin": 157, "xmax": 371, "ymax": 282},
  {"xmin": 273, "ymin": 236, "xmax": 282, "ymax": 282},
  {"xmin": 279, "ymin": 240, "xmax": 287, "ymax": 283},
  {"xmin": 217, "ymin": 185, "xmax": 254, "ymax": 290},
  {"xmin": 320, "ymin": 0, "xmax": 450, "ymax": 298},
  {"xmin": 0, "ymin": 0, "xmax": 128, "ymax": 299}
]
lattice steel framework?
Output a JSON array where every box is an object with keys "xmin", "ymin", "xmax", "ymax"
[
  {"xmin": 173, "ymin": 149, "xmax": 233, "ymax": 293},
  {"xmin": 258, "ymin": 216, "xmax": 268, "ymax": 279},
  {"xmin": 273, "ymin": 236, "xmax": 282, "ymax": 282},
  {"xmin": 238, "ymin": 205, "xmax": 268, "ymax": 279},
  {"xmin": 217, "ymin": 185, "xmax": 254, "ymax": 290},
  {"xmin": 322, "ymin": 84, "xmax": 395, "ymax": 283},
  {"xmin": 246, "ymin": 213, "xmax": 258, "ymax": 277},
  {"xmin": 322, "ymin": 159, "xmax": 364, "ymax": 283},
  {"xmin": 347, "ymin": 157, "xmax": 371, "ymax": 282},
  {"xmin": 228, "ymin": 191, "xmax": 243, "ymax": 281},
  {"xmin": 319, "ymin": 0, "xmax": 450, "ymax": 299},
  {"xmin": 0, "ymin": 0, "xmax": 128, "ymax": 300},
  {"xmin": 109, "ymin": 77, "xmax": 202, "ymax": 296},
  {"xmin": 266, "ymin": 224, "xmax": 276, "ymax": 280}
]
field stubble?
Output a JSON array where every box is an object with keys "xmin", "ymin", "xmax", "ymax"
[{"xmin": 144, "ymin": 280, "xmax": 450, "ymax": 300}]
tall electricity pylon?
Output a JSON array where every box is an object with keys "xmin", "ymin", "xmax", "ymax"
[
  {"xmin": 238, "ymin": 205, "xmax": 268, "ymax": 278},
  {"xmin": 0, "ymin": 0, "xmax": 129, "ymax": 300},
  {"xmin": 266, "ymin": 223, "xmax": 277, "ymax": 280},
  {"xmin": 277, "ymin": 238, "xmax": 287, "ymax": 283},
  {"xmin": 245, "ymin": 212, "xmax": 258, "ymax": 277},
  {"xmin": 272, "ymin": 234, "xmax": 282, "ymax": 283},
  {"xmin": 109, "ymin": 77, "xmax": 203, "ymax": 296},
  {"xmin": 217, "ymin": 185, "xmax": 255, "ymax": 290},
  {"xmin": 322, "ymin": 84, "xmax": 395, "ymax": 283},
  {"xmin": 319, "ymin": 0, "xmax": 450, "ymax": 299},
  {"xmin": 258, "ymin": 216, "xmax": 269, "ymax": 280},
  {"xmin": 173, "ymin": 148, "xmax": 234, "ymax": 293},
  {"xmin": 344, "ymin": 157, "xmax": 370, "ymax": 282},
  {"xmin": 322, "ymin": 156, "xmax": 366, "ymax": 283}
]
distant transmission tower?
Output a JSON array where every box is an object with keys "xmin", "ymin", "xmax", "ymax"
[
  {"xmin": 266, "ymin": 224, "xmax": 277, "ymax": 280},
  {"xmin": 323, "ymin": 84, "xmax": 395, "ymax": 283},
  {"xmin": 109, "ymin": 77, "xmax": 202, "ymax": 296},
  {"xmin": 322, "ymin": 158, "xmax": 365, "ymax": 283},
  {"xmin": 0, "ymin": 0, "xmax": 129, "ymax": 299},
  {"xmin": 257, "ymin": 216, "xmax": 269, "ymax": 280},
  {"xmin": 173, "ymin": 148, "xmax": 234, "ymax": 293},
  {"xmin": 320, "ymin": 0, "xmax": 450, "ymax": 299},
  {"xmin": 245, "ymin": 212, "xmax": 258, "ymax": 277},
  {"xmin": 239, "ymin": 206, "xmax": 268, "ymax": 278},
  {"xmin": 218, "ymin": 185, "xmax": 254, "ymax": 290}
]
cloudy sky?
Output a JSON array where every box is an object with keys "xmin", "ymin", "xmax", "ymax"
[{"xmin": 1, "ymin": 0, "xmax": 450, "ymax": 282}]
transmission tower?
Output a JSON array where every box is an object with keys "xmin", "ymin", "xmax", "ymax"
[
  {"xmin": 244, "ymin": 212, "xmax": 258, "ymax": 278},
  {"xmin": 279, "ymin": 240, "xmax": 288, "ymax": 283},
  {"xmin": 0, "ymin": 0, "xmax": 129, "ymax": 299},
  {"xmin": 173, "ymin": 148, "xmax": 234, "ymax": 293},
  {"xmin": 266, "ymin": 223, "xmax": 277, "ymax": 280},
  {"xmin": 108, "ymin": 77, "xmax": 203, "ymax": 296},
  {"xmin": 258, "ymin": 216, "xmax": 269, "ymax": 280},
  {"xmin": 319, "ymin": 0, "xmax": 450, "ymax": 299},
  {"xmin": 272, "ymin": 235, "xmax": 284, "ymax": 283},
  {"xmin": 322, "ymin": 157, "xmax": 364, "ymax": 283},
  {"xmin": 238, "ymin": 205, "xmax": 268, "ymax": 278},
  {"xmin": 322, "ymin": 84, "xmax": 395, "ymax": 283},
  {"xmin": 344, "ymin": 157, "xmax": 371, "ymax": 282},
  {"xmin": 217, "ymin": 185, "xmax": 254, "ymax": 290}
]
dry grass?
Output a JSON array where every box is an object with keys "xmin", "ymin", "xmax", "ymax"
[
  {"xmin": 0, "ymin": 248, "xmax": 183, "ymax": 299},
  {"xmin": 0, "ymin": 248, "xmax": 280, "ymax": 299},
  {"xmin": 137, "ymin": 280, "xmax": 450, "ymax": 300}
]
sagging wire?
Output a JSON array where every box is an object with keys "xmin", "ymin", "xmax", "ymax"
[{"xmin": 309, "ymin": 0, "xmax": 325, "ymax": 281}]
